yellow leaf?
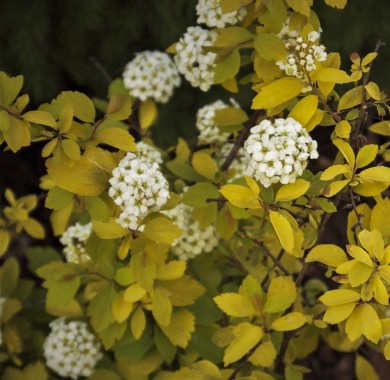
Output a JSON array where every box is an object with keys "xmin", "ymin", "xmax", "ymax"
[
  {"xmin": 41, "ymin": 138, "xmax": 58, "ymax": 158},
  {"xmin": 162, "ymin": 275, "xmax": 205, "ymax": 307},
  {"xmin": 312, "ymin": 68, "xmax": 352, "ymax": 84},
  {"xmin": 93, "ymin": 219, "xmax": 128, "ymax": 239},
  {"xmin": 288, "ymin": 96, "xmax": 318, "ymax": 128},
  {"xmin": 221, "ymin": 77, "xmax": 239, "ymax": 93},
  {"xmin": 131, "ymin": 307, "xmax": 146, "ymax": 340},
  {"xmin": 306, "ymin": 244, "xmax": 348, "ymax": 267},
  {"xmin": 269, "ymin": 210, "xmax": 294, "ymax": 253},
  {"xmin": 305, "ymin": 109, "xmax": 324, "ymax": 132},
  {"xmin": 370, "ymin": 197, "xmax": 390, "ymax": 244},
  {"xmin": 252, "ymin": 77, "xmax": 304, "ymax": 109},
  {"xmin": 214, "ymin": 293, "xmax": 255, "ymax": 317},
  {"xmin": 138, "ymin": 99, "xmax": 157, "ymax": 129},
  {"xmin": 214, "ymin": 107, "xmax": 248, "ymax": 126},
  {"xmin": 361, "ymin": 53, "xmax": 378, "ymax": 67},
  {"xmin": 324, "ymin": 0, "xmax": 347, "ymax": 8},
  {"xmin": 213, "ymin": 27, "xmax": 253, "ymax": 48},
  {"xmin": 107, "ymin": 95, "xmax": 132, "ymax": 121},
  {"xmin": 157, "ymin": 261, "xmax": 186, "ymax": 281},
  {"xmin": 365, "ymin": 81, "xmax": 382, "ymax": 101},
  {"xmin": 335, "ymin": 120, "xmax": 352, "ymax": 139},
  {"xmin": 384, "ymin": 340, "xmax": 390, "ymax": 360},
  {"xmin": 224, "ymin": 323, "xmax": 263, "ymax": 366},
  {"xmin": 321, "ymin": 164, "xmax": 350, "ymax": 181},
  {"xmin": 159, "ymin": 309, "xmax": 195, "ymax": 348},
  {"xmin": 56, "ymin": 91, "xmax": 96, "ymax": 122},
  {"xmin": 323, "ymin": 303, "xmax": 357, "ymax": 324},
  {"xmin": 333, "ymin": 138, "xmax": 355, "ymax": 168},
  {"xmin": 46, "ymin": 299, "xmax": 83, "ymax": 318},
  {"xmin": 61, "ymin": 139, "xmax": 81, "ymax": 161},
  {"xmin": 275, "ymin": 179, "xmax": 310, "ymax": 202},
  {"xmin": 346, "ymin": 245, "xmax": 373, "ymax": 266},
  {"xmin": 111, "ymin": 291, "xmax": 133, "ymax": 323},
  {"xmin": 355, "ymin": 145, "xmax": 378, "ymax": 169},
  {"xmin": 142, "ymin": 217, "xmax": 182, "ymax": 245},
  {"xmin": 250, "ymin": 340, "xmax": 277, "ymax": 367},
  {"xmin": 3, "ymin": 117, "xmax": 30, "ymax": 153},
  {"xmin": 219, "ymin": 184, "xmax": 261, "ymax": 209},
  {"xmin": 22, "ymin": 110, "xmax": 56, "ymax": 127},
  {"xmin": 0, "ymin": 72, "xmax": 23, "ymax": 107},
  {"xmin": 271, "ymin": 312, "xmax": 306, "ymax": 331},
  {"xmin": 220, "ymin": 0, "xmax": 242, "ymax": 13},
  {"xmin": 265, "ymin": 276, "xmax": 297, "ymax": 313},
  {"xmin": 353, "ymin": 181, "xmax": 390, "ymax": 197},
  {"xmin": 0, "ymin": 230, "xmax": 10, "ymax": 256},
  {"xmin": 97, "ymin": 127, "xmax": 136, "ymax": 152},
  {"xmin": 319, "ymin": 289, "xmax": 361, "ymax": 306},
  {"xmin": 346, "ymin": 303, "xmax": 382, "ymax": 343},
  {"xmin": 322, "ymin": 178, "xmax": 349, "ymax": 198},
  {"xmin": 123, "ymin": 283, "xmax": 147, "ymax": 303},
  {"xmin": 286, "ymin": 0, "xmax": 311, "ymax": 16},
  {"xmin": 355, "ymin": 354, "xmax": 379, "ymax": 380},
  {"xmin": 337, "ymin": 86, "xmax": 363, "ymax": 111},
  {"xmin": 359, "ymin": 167, "xmax": 390, "ymax": 182},
  {"xmin": 245, "ymin": 176, "xmax": 260, "ymax": 196},
  {"xmin": 191, "ymin": 152, "xmax": 217, "ymax": 180},
  {"xmin": 50, "ymin": 201, "xmax": 73, "ymax": 236},
  {"xmin": 152, "ymin": 288, "xmax": 172, "ymax": 326},
  {"xmin": 253, "ymin": 33, "xmax": 286, "ymax": 61},
  {"xmin": 23, "ymin": 218, "xmax": 45, "ymax": 239}
]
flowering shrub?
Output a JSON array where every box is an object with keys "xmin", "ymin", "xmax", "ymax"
[{"xmin": 0, "ymin": 0, "xmax": 390, "ymax": 379}]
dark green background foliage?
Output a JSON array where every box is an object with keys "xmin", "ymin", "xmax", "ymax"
[{"xmin": 0, "ymin": 0, "xmax": 389, "ymax": 148}]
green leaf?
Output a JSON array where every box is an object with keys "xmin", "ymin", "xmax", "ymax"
[
  {"xmin": 88, "ymin": 369, "xmax": 122, "ymax": 380},
  {"xmin": 269, "ymin": 210, "xmax": 294, "ymax": 253},
  {"xmin": 182, "ymin": 182, "xmax": 220, "ymax": 207},
  {"xmin": 97, "ymin": 127, "xmax": 136, "ymax": 152},
  {"xmin": 45, "ymin": 186, "xmax": 73, "ymax": 210},
  {"xmin": 192, "ymin": 152, "xmax": 217, "ymax": 180},
  {"xmin": 254, "ymin": 33, "xmax": 286, "ymax": 61},
  {"xmin": 56, "ymin": 91, "xmax": 96, "ymax": 122},
  {"xmin": 0, "ymin": 258, "xmax": 19, "ymax": 297},
  {"xmin": 214, "ymin": 293, "xmax": 254, "ymax": 317},
  {"xmin": 220, "ymin": 184, "xmax": 261, "ymax": 209},
  {"xmin": 275, "ymin": 179, "xmax": 310, "ymax": 202},
  {"xmin": 26, "ymin": 246, "xmax": 62, "ymax": 272},
  {"xmin": 214, "ymin": 107, "xmax": 248, "ymax": 126},
  {"xmin": 154, "ymin": 325, "xmax": 177, "ymax": 364},
  {"xmin": 252, "ymin": 77, "xmax": 304, "ymax": 109},
  {"xmin": 214, "ymin": 49, "xmax": 241, "ymax": 84}
]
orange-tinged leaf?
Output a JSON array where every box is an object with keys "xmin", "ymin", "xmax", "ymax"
[
  {"xmin": 269, "ymin": 210, "xmax": 294, "ymax": 253},
  {"xmin": 319, "ymin": 289, "xmax": 361, "ymax": 306},
  {"xmin": 271, "ymin": 312, "xmax": 306, "ymax": 331},
  {"xmin": 252, "ymin": 77, "xmax": 304, "ymax": 109},
  {"xmin": 214, "ymin": 293, "xmax": 255, "ymax": 317}
]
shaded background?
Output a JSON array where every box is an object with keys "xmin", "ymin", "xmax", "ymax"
[{"xmin": 0, "ymin": 1, "xmax": 389, "ymax": 378}]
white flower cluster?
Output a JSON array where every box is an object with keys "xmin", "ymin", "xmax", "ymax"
[
  {"xmin": 43, "ymin": 318, "xmax": 102, "ymax": 380},
  {"xmin": 108, "ymin": 153, "xmax": 170, "ymax": 230},
  {"xmin": 60, "ymin": 223, "xmax": 92, "ymax": 264},
  {"xmin": 196, "ymin": 99, "xmax": 238, "ymax": 145},
  {"xmin": 196, "ymin": 0, "xmax": 247, "ymax": 28},
  {"xmin": 174, "ymin": 26, "xmax": 217, "ymax": 92},
  {"xmin": 0, "ymin": 297, "xmax": 5, "ymax": 346},
  {"xmin": 163, "ymin": 203, "xmax": 219, "ymax": 260},
  {"xmin": 276, "ymin": 31, "xmax": 327, "ymax": 93},
  {"xmin": 244, "ymin": 118, "xmax": 319, "ymax": 187},
  {"xmin": 277, "ymin": 17, "xmax": 299, "ymax": 45},
  {"xmin": 136, "ymin": 141, "xmax": 163, "ymax": 165},
  {"xmin": 122, "ymin": 50, "xmax": 180, "ymax": 103},
  {"xmin": 216, "ymin": 142, "xmax": 247, "ymax": 181}
]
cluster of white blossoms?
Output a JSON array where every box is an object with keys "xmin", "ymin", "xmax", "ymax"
[
  {"xmin": 277, "ymin": 17, "xmax": 299, "ymax": 44},
  {"xmin": 196, "ymin": 99, "xmax": 238, "ymax": 145},
  {"xmin": 276, "ymin": 31, "xmax": 327, "ymax": 92},
  {"xmin": 163, "ymin": 203, "xmax": 219, "ymax": 261},
  {"xmin": 174, "ymin": 26, "xmax": 217, "ymax": 92},
  {"xmin": 122, "ymin": 51, "xmax": 180, "ymax": 103},
  {"xmin": 0, "ymin": 297, "xmax": 5, "ymax": 346},
  {"xmin": 43, "ymin": 318, "xmax": 102, "ymax": 380},
  {"xmin": 196, "ymin": 0, "xmax": 247, "ymax": 28},
  {"xmin": 215, "ymin": 142, "xmax": 247, "ymax": 181},
  {"xmin": 244, "ymin": 118, "xmax": 319, "ymax": 187},
  {"xmin": 136, "ymin": 141, "xmax": 163, "ymax": 165},
  {"xmin": 60, "ymin": 223, "xmax": 92, "ymax": 264},
  {"xmin": 108, "ymin": 152, "xmax": 170, "ymax": 230}
]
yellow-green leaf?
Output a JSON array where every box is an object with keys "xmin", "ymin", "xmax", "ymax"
[
  {"xmin": 107, "ymin": 95, "xmax": 132, "ymax": 121},
  {"xmin": 0, "ymin": 230, "xmax": 10, "ymax": 256},
  {"xmin": 355, "ymin": 354, "xmax": 379, "ymax": 380},
  {"xmin": 250, "ymin": 340, "xmax": 277, "ymax": 367},
  {"xmin": 312, "ymin": 68, "xmax": 352, "ymax": 84},
  {"xmin": 269, "ymin": 210, "xmax": 294, "ymax": 253},
  {"xmin": 156, "ymin": 261, "xmax": 186, "ymax": 281},
  {"xmin": 319, "ymin": 289, "xmax": 361, "ymax": 306},
  {"xmin": 111, "ymin": 291, "xmax": 133, "ymax": 323},
  {"xmin": 23, "ymin": 218, "xmax": 45, "ymax": 239},
  {"xmin": 306, "ymin": 244, "xmax": 348, "ymax": 267},
  {"xmin": 192, "ymin": 152, "xmax": 217, "ymax": 180},
  {"xmin": 323, "ymin": 303, "xmax": 357, "ymax": 324},
  {"xmin": 252, "ymin": 77, "xmax": 304, "ymax": 109},
  {"xmin": 288, "ymin": 96, "xmax": 318, "ymax": 128},
  {"xmin": 335, "ymin": 120, "xmax": 352, "ymax": 139},
  {"xmin": 321, "ymin": 164, "xmax": 350, "ymax": 181},
  {"xmin": 355, "ymin": 145, "xmax": 378, "ymax": 170},
  {"xmin": 271, "ymin": 312, "xmax": 306, "ymax": 331},
  {"xmin": 333, "ymin": 138, "xmax": 355, "ymax": 168},
  {"xmin": 214, "ymin": 49, "xmax": 241, "ymax": 84},
  {"xmin": 0, "ymin": 72, "xmax": 23, "ymax": 107},
  {"xmin": 224, "ymin": 323, "xmax": 263, "ymax": 366},
  {"xmin": 214, "ymin": 293, "xmax": 255, "ymax": 317},
  {"xmin": 275, "ymin": 179, "xmax": 310, "ymax": 202},
  {"xmin": 214, "ymin": 107, "xmax": 248, "ymax": 126},
  {"xmin": 324, "ymin": 0, "xmax": 347, "ymax": 8},
  {"xmin": 97, "ymin": 127, "xmax": 136, "ymax": 152},
  {"xmin": 61, "ymin": 139, "xmax": 81, "ymax": 161},
  {"xmin": 56, "ymin": 91, "xmax": 96, "ymax": 122},
  {"xmin": 3, "ymin": 117, "xmax": 30, "ymax": 153},
  {"xmin": 220, "ymin": 184, "xmax": 261, "ymax": 209},
  {"xmin": 93, "ymin": 219, "xmax": 128, "ymax": 239},
  {"xmin": 138, "ymin": 99, "xmax": 157, "ymax": 129},
  {"xmin": 22, "ymin": 110, "xmax": 56, "ymax": 127},
  {"xmin": 152, "ymin": 288, "xmax": 172, "ymax": 326},
  {"xmin": 265, "ymin": 276, "xmax": 296, "ymax": 313},
  {"xmin": 337, "ymin": 86, "xmax": 363, "ymax": 111},
  {"xmin": 131, "ymin": 307, "xmax": 146, "ymax": 340},
  {"xmin": 286, "ymin": 0, "xmax": 311, "ymax": 16},
  {"xmin": 359, "ymin": 166, "xmax": 390, "ymax": 182},
  {"xmin": 123, "ymin": 283, "xmax": 147, "ymax": 303},
  {"xmin": 142, "ymin": 217, "xmax": 182, "ymax": 245},
  {"xmin": 253, "ymin": 33, "xmax": 286, "ymax": 61}
]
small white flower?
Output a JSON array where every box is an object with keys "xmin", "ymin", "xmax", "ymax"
[
  {"xmin": 136, "ymin": 141, "xmax": 163, "ymax": 164},
  {"xmin": 244, "ymin": 118, "xmax": 318, "ymax": 187},
  {"xmin": 60, "ymin": 223, "xmax": 92, "ymax": 264},
  {"xmin": 43, "ymin": 318, "xmax": 102, "ymax": 380},
  {"xmin": 196, "ymin": 0, "xmax": 247, "ymax": 28},
  {"xmin": 123, "ymin": 51, "xmax": 180, "ymax": 103},
  {"xmin": 174, "ymin": 26, "xmax": 217, "ymax": 91},
  {"xmin": 308, "ymin": 31, "xmax": 320, "ymax": 42}
]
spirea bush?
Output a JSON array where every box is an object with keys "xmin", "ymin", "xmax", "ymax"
[{"xmin": 0, "ymin": 1, "xmax": 390, "ymax": 379}]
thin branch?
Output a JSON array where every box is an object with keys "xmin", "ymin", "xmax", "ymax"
[
  {"xmin": 89, "ymin": 56, "xmax": 112, "ymax": 83},
  {"xmin": 348, "ymin": 187, "xmax": 363, "ymax": 230},
  {"xmin": 220, "ymin": 109, "xmax": 263, "ymax": 171}
]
